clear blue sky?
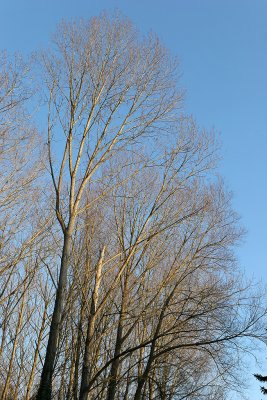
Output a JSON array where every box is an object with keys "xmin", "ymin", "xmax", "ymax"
[{"xmin": 1, "ymin": 1, "xmax": 266, "ymax": 398}]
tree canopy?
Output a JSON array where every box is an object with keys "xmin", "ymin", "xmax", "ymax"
[{"xmin": 0, "ymin": 14, "xmax": 266, "ymax": 400}]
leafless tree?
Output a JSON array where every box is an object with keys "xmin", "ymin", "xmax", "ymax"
[
  {"xmin": 36, "ymin": 13, "xmax": 182, "ymax": 399},
  {"xmin": 0, "ymin": 14, "xmax": 266, "ymax": 400}
]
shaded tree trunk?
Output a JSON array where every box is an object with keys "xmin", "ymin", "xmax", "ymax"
[
  {"xmin": 79, "ymin": 247, "xmax": 105, "ymax": 400},
  {"xmin": 26, "ymin": 302, "xmax": 48, "ymax": 400},
  {"xmin": 1, "ymin": 290, "xmax": 25, "ymax": 400},
  {"xmin": 36, "ymin": 231, "xmax": 72, "ymax": 400},
  {"xmin": 106, "ymin": 276, "xmax": 129, "ymax": 400}
]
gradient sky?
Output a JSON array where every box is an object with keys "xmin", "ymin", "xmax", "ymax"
[{"xmin": 1, "ymin": 1, "xmax": 266, "ymax": 398}]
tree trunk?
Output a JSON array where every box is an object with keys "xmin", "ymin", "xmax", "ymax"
[
  {"xmin": 72, "ymin": 302, "xmax": 85, "ymax": 400},
  {"xmin": 79, "ymin": 247, "xmax": 105, "ymax": 400},
  {"xmin": 106, "ymin": 321, "xmax": 123, "ymax": 400},
  {"xmin": 1, "ymin": 290, "xmax": 25, "ymax": 400},
  {"xmin": 36, "ymin": 231, "xmax": 72, "ymax": 400},
  {"xmin": 0, "ymin": 297, "xmax": 12, "ymax": 360},
  {"xmin": 106, "ymin": 276, "xmax": 128, "ymax": 400},
  {"xmin": 133, "ymin": 351, "xmax": 154, "ymax": 400},
  {"xmin": 26, "ymin": 303, "xmax": 47, "ymax": 400}
]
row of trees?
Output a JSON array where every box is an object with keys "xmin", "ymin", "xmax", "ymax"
[{"xmin": 0, "ymin": 14, "xmax": 266, "ymax": 400}]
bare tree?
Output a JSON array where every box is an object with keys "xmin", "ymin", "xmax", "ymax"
[
  {"xmin": 0, "ymin": 51, "xmax": 49, "ymax": 400},
  {"xmin": 73, "ymin": 160, "xmax": 266, "ymax": 400},
  {"xmin": 36, "ymin": 13, "xmax": 182, "ymax": 399},
  {"xmin": 0, "ymin": 15, "xmax": 266, "ymax": 400}
]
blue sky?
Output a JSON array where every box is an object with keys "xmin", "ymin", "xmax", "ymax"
[{"xmin": 1, "ymin": 1, "xmax": 267, "ymax": 398}]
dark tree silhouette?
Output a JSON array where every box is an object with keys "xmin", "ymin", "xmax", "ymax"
[{"xmin": 254, "ymin": 373, "xmax": 267, "ymax": 395}]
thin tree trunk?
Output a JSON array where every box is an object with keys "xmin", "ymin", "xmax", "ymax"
[
  {"xmin": 13, "ymin": 342, "xmax": 25, "ymax": 400},
  {"xmin": 106, "ymin": 318, "xmax": 123, "ymax": 400},
  {"xmin": 133, "ymin": 285, "xmax": 176, "ymax": 400},
  {"xmin": 134, "ymin": 290, "xmax": 174, "ymax": 400},
  {"xmin": 36, "ymin": 231, "xmax": 72, "ymax": 400},
  {"xmin": 148, "ymin": 375, "xmax": 154, "ymax": 400},
  {"xmin": 123, "ymin": 367, "xmax": 131, "ymax": 400},
  {"xmin": 79, "ymin": 247, "xmax": 105, "ymax": 400},
  {"xmin": 72, "ymin": 302, "xmax": 85, "ymax": 400},
  {"xmin": 66, "ymin": 350, "xmax": 76, "ymax": 400},
  {"xmin": 133, "ymin": 343, "xmax": 155, "ymax": 400},
  {"xmin": 25, "ymin": 303, "xmax": 47, "ymax": 400},
  {"xmin": 106, "ymin": 276, "xmax": 128, "ymax": 400},
  {"xmin": 0, "ymin": 297, "xmax": 12, "ymax": 360},
  {"xmin": 1, "ymin": 291, "xmax": 25, "ymax": 400},
  {"xmin": 59, "ymin": 344, "xmax": 68, "ymax": 400}
]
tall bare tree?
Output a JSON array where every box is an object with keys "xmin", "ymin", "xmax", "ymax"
[
  {"xmin": 36, "ymin": 14, "xmax": 182, "ymax": 399},
  {"xmin": 0, "ymin": 15, "xmax": 266, "ymax": 400}
]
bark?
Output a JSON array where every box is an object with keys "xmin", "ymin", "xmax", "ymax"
[
  {"xmin": 72, "ymin": 303, "xmax": 86, "ymax": 400},
  {"xmin": 25, "ymin": 303, "xmax": 47, "ymax": 400},
  {"xmin": 133, "ymin": 290, "xmax": 174, "ymax": 400},
  {"xmin": 133, "ymin": 343, "xmax": 155, "ymax": 400},
  {"xmin": 13, "ymin": 344, "xmax": 24, "ymax": 400},
  {"xmin": 106, "ymin": 276, "xmax": 129, "ymax": 400},
  {"xmin": 79, "ymin": 247, "xmax": 105, "ymax": 400},
  {"xmin": 66, "ymin": 352, "xmax": 75, "ymax": 400},
  {"xmin": 36, "ymin": 231, "xmax": 72, "ymax": 400}
]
